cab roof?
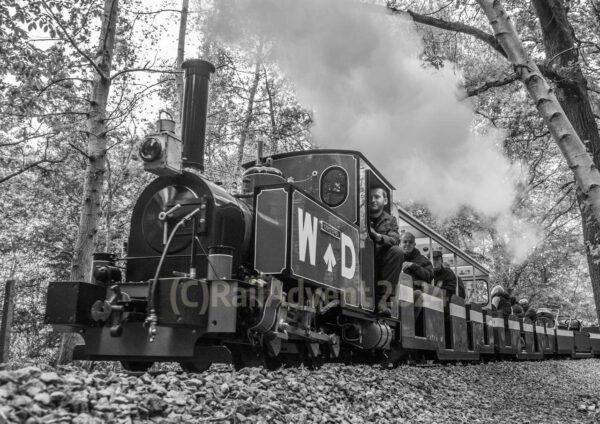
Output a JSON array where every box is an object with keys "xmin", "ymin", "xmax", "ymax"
[{"xmin": 242, "ymin": 149, "xmax": 395, "ymax": 190}]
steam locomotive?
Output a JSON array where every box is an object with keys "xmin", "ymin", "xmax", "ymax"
[{"xmin": 45, "ymin": 59, "xmax": 600, "ymax": 372}]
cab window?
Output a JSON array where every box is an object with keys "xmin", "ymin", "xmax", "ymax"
[{"xmin": 321, "ymin": 166, "xmax": 348, "ymax": 207}]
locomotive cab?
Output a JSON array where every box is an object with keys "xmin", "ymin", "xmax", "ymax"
[{"xmin": 248, "ymin": 149, "xmax": 396, "ymax": 314}]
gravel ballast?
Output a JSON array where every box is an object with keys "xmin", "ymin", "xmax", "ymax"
[{"xmin": 0, "ymin": 359, "xmax": 599, "ymax": 423}]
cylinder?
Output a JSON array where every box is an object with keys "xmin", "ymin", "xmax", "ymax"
[
  {"xmin": 207, "ymin": 246, "xmax": 234, "ymax": 280},
  {"xmin": 181, "ymin": 59, "xmax": 216, "ymax": 172}
]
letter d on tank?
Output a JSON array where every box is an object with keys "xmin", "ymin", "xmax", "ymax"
[{"xmin": 341, "ymin": 233, "xmax": 356, "ymax": 279}]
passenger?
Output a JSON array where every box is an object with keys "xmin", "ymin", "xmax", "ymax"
[
  {"xmin": 369, "ymin": 187, "xmax": 402, "ymax": 316},
  {"xmin": 511, "ymin": 303, "xmax": 524, "ymax": 317},
  {"xmin": 398, "ymin": 232, "xmax": 433, "ymax": 285},
  {"xmin": 491, "ymin": 285, "xmax": 513, "ymax": 318},
  {"xmin": 431, "ymin": 250, "xmax": 465, "ymax": 300},
  {"xmin": 518, "ymin": 298, "xmax": 538, "ymax": 322}
]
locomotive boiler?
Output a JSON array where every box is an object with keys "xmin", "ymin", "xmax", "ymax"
[{"xmin": 45, "ymin": 59, "xmax": 600, "ymax": 372}]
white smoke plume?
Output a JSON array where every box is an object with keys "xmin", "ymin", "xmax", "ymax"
[{"xmin": 212, "ymin": 0, "xmax": 540, "ymax": 262}]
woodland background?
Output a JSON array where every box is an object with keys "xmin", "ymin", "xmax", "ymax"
[{"xmin": 1, "ymin": 0, "xmax": 599, "ymax": 364}]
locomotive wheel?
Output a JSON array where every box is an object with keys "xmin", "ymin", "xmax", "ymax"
[
  {"xmin": 179, "ymin": 360, "xmax": 211, "ymax": 373},
  {"xmin": 120, "ymin": 360, "xmax": 154, "ymax": 372}
]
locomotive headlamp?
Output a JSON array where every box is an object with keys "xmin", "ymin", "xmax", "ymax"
[
  {"xmin": 140, "ymin": 118, "xmax": 183, "ymax": 176},
  {"xmin": 139, "ymin": 137, "xmax": 162, "ymax": 162}
]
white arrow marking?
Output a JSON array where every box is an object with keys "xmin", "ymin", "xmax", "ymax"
[{"xmin": 323, "ymin": 244, "xmax": 337, "ymax": 272}]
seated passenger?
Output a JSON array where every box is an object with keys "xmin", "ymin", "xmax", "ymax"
[
  {"xmin": 491, "ymin": 285, "xmax": 513, "ymax": 318},
  {"xmin": 518, "ymin": 298, "xmax": 538, "ymax": 322},
  {"xmin": 431, "ymin": 250, "xmax": 465, "ymax": 300},
  {"xmin": 512, "ymin": 303, "xmax": 524, "ymax": 317},
  {"xmin": 398, "ymin": 232, "xmax": 433, "ymax": 285},
  {"xmin": 369, "ymin": 187, "xmax": 402, "ymax": 316}
]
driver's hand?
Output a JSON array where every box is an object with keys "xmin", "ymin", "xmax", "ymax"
[
  {"xmin": 369, "ymin": 226, "xmax": 380, "ymax": 241},
  {"xmin": 402, "ymin": 261, "xmax": 414, "ymax": 271}
]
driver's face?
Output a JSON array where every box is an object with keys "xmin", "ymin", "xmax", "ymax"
[{"xmin": 369, "ymin": 188, "xmax": 387, "ymax": 215}]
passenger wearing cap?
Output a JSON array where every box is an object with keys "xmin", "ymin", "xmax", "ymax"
[
  {"xmin": 518, "ymin": 298, "xmax": 538, "ymax": 322},
  {"xmin": 491, "ymin": 285, "xmax": 514, "ymax": 318},
  {"xmin": 432, "ymin": 251, "xmax": 465, "ymax": 300}
]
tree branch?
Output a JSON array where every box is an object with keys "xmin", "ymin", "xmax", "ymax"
[
  {"xmin": 387, "ymin": 5, "xmax": 508, "ymax": 58},
  {"xmin": 0, "ymin": 142, "xmax": 68, "ymax": 184},
  {"xmin": 464, "ymin": 73, "xmax": 519, "ymax": 97},
  {"xmin": 386, "ymin": 4, "xmax": 579, "ymax": 88},
  {"xmin": 121, "ymin": 8, "xmax": 204, "ymax": 15},
  {"xmin": 40, "ymin": 0, "xmax": 108, "ymax": 80},
  {"xmin": 68, "ymin": 142, "xmax": 92, "ymax": 160},
  {"xmin": 110, "ymin": 68, "xmax": 182, "ymax": 81},
  {"xmin": 0, "ymin": 131, "xmax": 60, "ymax": 148}
]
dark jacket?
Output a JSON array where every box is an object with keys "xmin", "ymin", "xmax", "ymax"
[
  {"xmin": 370, "ymin": 211, "xmax": 400, "ymax": 256},
  {"xmin": 523, "ymin": 306, "xmax": 537, "ymax": 322},
  {"xmin": 493, "ymin": 293, "xmax": 513, "ymax": 318},
  {"xmin": 403, "ymin": 248, "xmax": 433, "ymax": 282},
  {"xmin": 433, "ymin": 266, "xmax": 465, "ymax": 299}
]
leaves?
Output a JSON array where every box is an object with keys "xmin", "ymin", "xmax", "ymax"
[{"xmin": 0, "ymin": 361, "xmax": 600, "ymax": 422}]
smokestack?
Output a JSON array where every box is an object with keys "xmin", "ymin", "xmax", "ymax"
[{"xmin": 181, "ymin": 59, "xmax": 216, "ymax": 171}]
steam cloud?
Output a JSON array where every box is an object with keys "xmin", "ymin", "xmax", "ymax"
[{"xmin": 213, "ymin": 0, "xmax": 539, "ymax": 262}]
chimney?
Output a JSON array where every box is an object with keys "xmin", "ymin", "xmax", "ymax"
[{"xmin": 181, "ymin": 59, "xmax": 216, "ymax": 172}]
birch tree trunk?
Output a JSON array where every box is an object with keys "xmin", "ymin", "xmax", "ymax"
[
  {"xmin": 237, "ymin": 42, "xmax": 263, "ymax": 167},
  {"xmin": 57, "ymin": 0, "xmax": 119, "ymax": 364},
  {"xmin": 174, "ymin": 0, "xmax": 189, "ymax": 135},
  {"xmin": 476, "ymin": 0, "xmax": 600, "ymax": 322}
]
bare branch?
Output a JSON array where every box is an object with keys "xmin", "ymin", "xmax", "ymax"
[
  {"xmin": 33, "ymin": 77, "xmax": 90, "ymax": 100},
  {"xmin": 463, "ymin": 73, "xmax": 519, "ymax": 97},
  {"xmin": 110, "ymin": 68, "xmax": 182, "ymax": 81},
  {"xmin": 0, "ymin": 131, "xmax": 60, "ymax": 148},
  {"xmin": 121, "ymin": 8, "xmax": 204, "ymax": 15},
  {"xmin": 68, "ymin": 142, "xmax": 92, "ymax": 160},
  {"xmin": 0, "ymin": 111, "xmax": 87, "ymax": 119},
  {"xmin": 0, "ymin": 146, "xmax": 68, "ymax": 184}
]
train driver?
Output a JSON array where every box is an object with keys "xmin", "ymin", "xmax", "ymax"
[{"xmin": 369, "ymin": 187, "xmax": 402, "ymax": 316}]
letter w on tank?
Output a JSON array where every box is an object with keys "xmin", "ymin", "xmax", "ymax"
[{"xmin": 298, "ymin": 208, "xmax": 318, "ymax": 266}]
